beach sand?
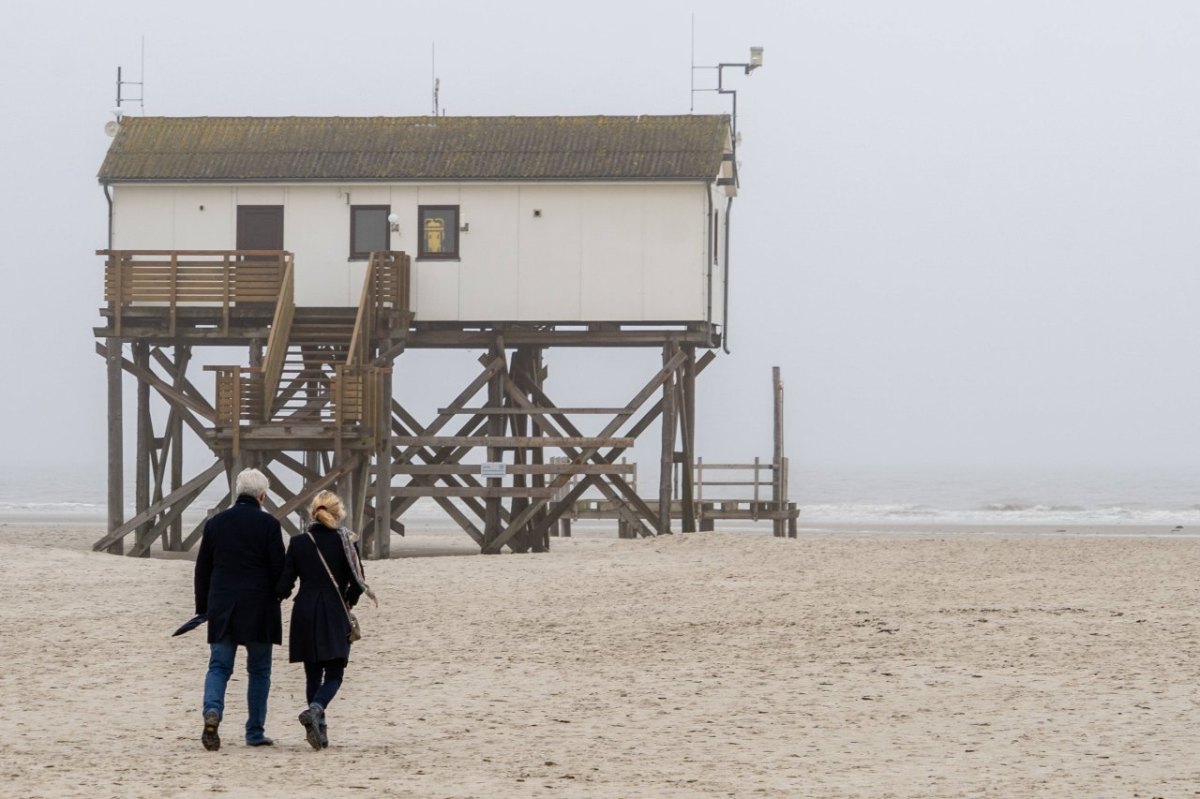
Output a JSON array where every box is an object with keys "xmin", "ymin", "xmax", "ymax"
[{"xmin": 1, "ymin": 522, "xmax": 1198, "ymax": 798}]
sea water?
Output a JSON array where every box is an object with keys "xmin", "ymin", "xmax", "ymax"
[{"xmin": 3, "ymin": 462, "xmax": 1198, "ymax": 529}]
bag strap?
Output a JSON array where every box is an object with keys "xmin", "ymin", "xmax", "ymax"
[{"xmin": 305, "ymin": 531, "xmax": 355, "ymax": 626}]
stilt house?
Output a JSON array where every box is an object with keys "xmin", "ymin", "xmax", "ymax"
[{"xmin": 94, "ymin": 114, "xmax": 739, "ymax": 556}]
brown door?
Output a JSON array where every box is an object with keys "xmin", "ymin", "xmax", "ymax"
[{"xmin": 236, "ymin": 205, "xmax": 284, "ymax": 255}]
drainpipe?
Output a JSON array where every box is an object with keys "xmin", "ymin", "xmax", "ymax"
[
  {"xmin": 722, "ymin": 194, "xmax": 733, "ymax": 354},
  {"xmin": 103, "ymin": 183, "xmax": 113, "ymax": 248},
  {"xmin": 705, "ymin": 180, "xmax": 714, "ymax": 330}
]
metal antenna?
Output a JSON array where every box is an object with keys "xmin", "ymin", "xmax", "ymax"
[
  {"xmin": 431, "ymin": 43, "xmax": 439, "ymax": 116},
  {"xmin": 689, "ymin": 14, "xmax": 695, "ymax": 113},
  {"xmin": 114, "ymin": 36, "xmax": 146, "ymax": 116}
]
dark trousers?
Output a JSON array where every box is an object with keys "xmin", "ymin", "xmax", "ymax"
[{"xmin": 304, "ymin": 658, "xmax": 346, "ymax": 708}]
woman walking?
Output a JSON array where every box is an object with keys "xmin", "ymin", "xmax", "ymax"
[{"xmin": 276, "ymin": 490, "xmax": 375, "ymax": 749}]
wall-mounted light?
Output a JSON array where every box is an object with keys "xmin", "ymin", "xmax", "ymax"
[
  {"xmin": 387, "ymin": 212, "xmax": 400, "ymax": 233},
  {"xmin": 748, "ymin": 46, "xmax": 764, "ymax": 72}
]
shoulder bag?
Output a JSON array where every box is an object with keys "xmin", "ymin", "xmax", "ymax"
[{"xmin": 305, "ymin": 531, "xmax": 362, "ymax": 642}]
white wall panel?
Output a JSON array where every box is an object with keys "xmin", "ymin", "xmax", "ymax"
[
  {"xmin": 643, "ymin": 186, "xmax": 706, "ymax": 320},
  {"xmin": 518, "ymin": 186, "xmax": 582, "ymax": 320},
  {"xmin": 457, "ymin": 186, "xmax": 520, "ymax": 319},
  {"xmin": 112, "ymin": 186, "xmax": 177, "ymax": 248},
  {"xmin": 580, "ymin": 187, "xmax": 645, "ymax": 320}
]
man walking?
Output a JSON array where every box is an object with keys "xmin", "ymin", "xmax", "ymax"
[{"xmin": 195, "ymin": 468, "xmax": 285, "ymax": 749}]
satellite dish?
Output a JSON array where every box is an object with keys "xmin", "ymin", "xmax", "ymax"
[{"xmin": 104, "ymin": 120, "xmax": 121, "ymax": 137}]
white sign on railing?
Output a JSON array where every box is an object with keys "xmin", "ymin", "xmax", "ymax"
[{"xmin": 480, "ymin": 462, "xmax": 507, "ymax": 479}]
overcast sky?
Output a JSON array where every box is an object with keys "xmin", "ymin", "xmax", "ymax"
[{"xmin": 3, "ymin": 1, "xmax": 1199, "ymax": 492}]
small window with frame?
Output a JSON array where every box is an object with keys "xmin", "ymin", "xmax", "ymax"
[
  {"xmin": 418, "ymin": 205, "xmax": 460, "ymax": 260},
  {"xmin": 350, "ymin": 205, "xmax": 390, "ymax": 260}
]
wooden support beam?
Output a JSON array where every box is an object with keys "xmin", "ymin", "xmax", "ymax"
[
  {"xmin": 679, "ymin": 346, "xmax": 697, "ymax": 533},
  {"xmin": 392, "ymin": 487, "xmax": 557, "ymax": 499},
  {"xmin": 482, "ymin": 348, "xmax": 688, "ymax": 553},
  {"xmin": 499, "ymin": 375, "xmax": 657, "ymax": 538},
  {"xmin": 272, "ymin": 455, "xmax": 362, "ymax": 522},
  {"xmin": 128, "ymin": 471, "xmax": 217, "ymax": 557},
  {"xmin": 134, "ymin": 343, "xmax": 153, "ymax": 554},
  {"xmin": 659, "ymin": 343, "xmax": 677, "ymax": 536},
  {"xmin": 436, "ymin": 407, "xmax": 630, "ymax": 415},
  {"xmin": 392, "ymin": 463, "xmax": 636, "ymax": 476},
  {"xmin": 96, "ymin": 341, "xmax": 215, "ymax": 429},
  {"xmin": 93, "ymin": 460, "xmax": 225, "ymax": 552},
  {"xmin": 151, "ymin": 346, "xmax": 214, "ymax": 416},
  {"xmin": 181, "ymin": 491, "xmax": 231, "ymax": 551},
  {"xmin": 372, "ymin": 369, "xmax": 393, "ymax": 558},
  {"xmin": 482, "ymin": 340, "xmax": 506, "ymax": 552},
  {"xmin": 105, "ymin": 337, "xmax": 124, "ymax": 555},
  {"xmin": 526, "ymin": 350, "xmax": 717, "ymax": 542},
  {"xmin": 391, "ymin": 436, "xmax": 636, "ymax": 448}
]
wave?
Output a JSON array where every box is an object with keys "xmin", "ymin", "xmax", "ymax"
[{"xmin": 800, "ymin": 502, "xmax": 1200, "ymax": 525}]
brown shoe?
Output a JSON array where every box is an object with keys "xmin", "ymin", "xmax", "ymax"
[{"xmin": 201, "ymin": 711, "xmax": 220, "ymax": 751}]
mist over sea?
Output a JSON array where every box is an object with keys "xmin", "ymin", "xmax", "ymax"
[{"xmin": 3, "ymin": 462, "xmax": 1199, "ymax": 530}]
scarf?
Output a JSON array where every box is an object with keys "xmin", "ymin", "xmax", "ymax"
[{"xmin": 337, "ymin": 527, "xmax": 378, "ymax": 607}]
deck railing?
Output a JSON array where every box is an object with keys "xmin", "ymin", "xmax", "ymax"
[
  {"xmin": 347, "ymin": 250, "xmax": 411, "ymax": 368},
  {"xmin": 210, "ymin": 363, "xmax": 389, "ymax": 456},
  {"xmin": 260, "ymin": 258, "xmax": 296, "ymax": 418},
  {"xmin": 100, "ymin": 249, "xmax": 292, "ymax": 335}
]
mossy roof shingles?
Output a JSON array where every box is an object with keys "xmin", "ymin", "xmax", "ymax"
[{"xmin": 98, "ymin": 115, "xmax": 731, "ymax": 183}]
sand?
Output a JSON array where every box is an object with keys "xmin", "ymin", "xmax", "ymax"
[{"xmin": 1, "ymin": 521, "xmax": 1198, "ymax": 798}]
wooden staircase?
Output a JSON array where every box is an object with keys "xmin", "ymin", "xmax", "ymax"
[{"xmin": 212, "ymin": 251, "xmax": 411, "ymax": 453}]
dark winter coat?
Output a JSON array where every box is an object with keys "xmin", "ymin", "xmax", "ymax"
[
  {"xmin": 194, "ymin": 495, "xmax": 285, "ymax": 645},
  {"xmin": 276, "ymin": 523, "xmax": 364, "ymax": 664}
]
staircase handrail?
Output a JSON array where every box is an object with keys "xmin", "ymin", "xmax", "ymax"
[
  {"xmin": 260, "ymin": 253, "xmax": 296, "ymax": 419},
  {"xmin": 346, "ymin": 254, "xmax": 376, "ymax": 369}
]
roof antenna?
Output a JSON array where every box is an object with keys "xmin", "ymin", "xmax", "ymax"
[
  {"xmin": 431, "ymin": 43, "xmax": 440, "ymax": 116},
  {"xmin": 108, "ymin": 36, "xmax": 146, "ymax": 136}
]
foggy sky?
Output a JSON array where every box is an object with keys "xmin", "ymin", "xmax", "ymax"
[{"xmin": 3, "ymin": 0, "xmax": 1199, "ymax": 487}]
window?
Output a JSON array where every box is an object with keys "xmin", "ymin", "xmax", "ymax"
[
  {"xmin": 350, "ymin": 205, "xmax": 390, "ymax": 260},
  {"xmin": 237, "ymin": 205, "xmax": 284, "ymax": 260},
  {"xmin": 418, "ymin": 205, "xmax": 460, "ymax": 259}
]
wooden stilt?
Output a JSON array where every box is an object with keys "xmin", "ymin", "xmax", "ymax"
[
  {"xmin": 372, "ymin": 368, "xmax": 394, "ymax": 559},
  {"xmin": 658, "ymin": 343, "xmax": 677, "ymax": 536},
  {"xmin": 134, "ymin": 342, "xmax": 152, "ymax": 556},
  {"xmin": 482, "ymin": 340, "xmax": 505, "ymax": 553},
  {"xmin": 772, "ymin": 366, "xmax": 785, "ymax": 538},
  {"xmin": 679, "ymin": 346, "xmax": 697, "ymax": 533},
  {"xmin": 169, "ymin": 346, "xmax": 190, "ymax": 550},
  {"xmin": 106, "ymin": 337, "xmax": 124, "ymax": 555}
]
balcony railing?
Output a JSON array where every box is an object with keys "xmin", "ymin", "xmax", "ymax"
[{"xmin": 100, "ymin": 249, "xmax": 292, "ymax": 335}]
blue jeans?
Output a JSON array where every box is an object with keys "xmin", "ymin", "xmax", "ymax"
[{"xmin": 203, "ymin": 637, "xmax": 273, "ymax": 743}]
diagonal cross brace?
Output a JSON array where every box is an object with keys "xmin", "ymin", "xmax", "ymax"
[{"xmin": 482, "ymin": 349, "xmax": 689, "ymax": 553}]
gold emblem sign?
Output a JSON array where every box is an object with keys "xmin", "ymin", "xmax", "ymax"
[{"xmin": 423, "ymin": 217, "xmax": 445, "ymax": 253}]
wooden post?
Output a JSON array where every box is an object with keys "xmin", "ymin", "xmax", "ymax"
[
  {"xmin": 372, "ymin": 367, "xmax": 394, "ymax": 559},
  {"xmin": 772, "ymin": 366, "xmax": 786, "ymax": 537},
  {"xmin": 106, "ymin": 337, "xmax": 124, "ymax": 555},
  {"xmin": 134, "ymin": 343, "xmax": 152, "ymax": 557},
  {"xmin": 679, "ymin": 346, "xmax": 697, "ymax": 532},
  {"xmin": 169, "ymin": 346, "xmax": 190, "ymax": 551},
  {"xmin": 658, "ymin": 343, "xmax": 677, "ymax": 535},
  {"xmin": 481, "ymin": 341, "xmax": 505, "ymax": 552}
]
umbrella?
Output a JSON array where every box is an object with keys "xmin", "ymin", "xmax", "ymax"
[{"xmin": 172, "ymin": 613, "xmax": 208, "ymax": 637}]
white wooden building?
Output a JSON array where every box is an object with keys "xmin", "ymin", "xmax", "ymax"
[
  {"xmin": 93, "ymin": 114, "xmax": 744, "ymax": 557},
  {"xmin": 99, "ymin": 115, "xmax": 735, "ymax": 325}
]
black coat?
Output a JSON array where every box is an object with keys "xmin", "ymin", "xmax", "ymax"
[
  {"xmin": 194, "ymin": 495, "xmax": 285, "ymax": 645},
  {"xmin": 277, "ymin": 523, "xmax": 364, "ymax": 664}
]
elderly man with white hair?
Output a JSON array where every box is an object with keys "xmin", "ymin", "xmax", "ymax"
[{"xmin": 194, "ymin": 467, "xmax": 285, "ymax": 749}]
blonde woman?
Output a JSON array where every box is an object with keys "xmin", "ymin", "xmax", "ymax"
[{"xmin": 276, "ymin": 490, "xmax": 375, "ymax": 749}]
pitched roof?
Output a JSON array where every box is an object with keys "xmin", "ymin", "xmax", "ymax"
[{"xmin": 97, "ymin": 115, "xmax": 731, "ymax": 183}]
